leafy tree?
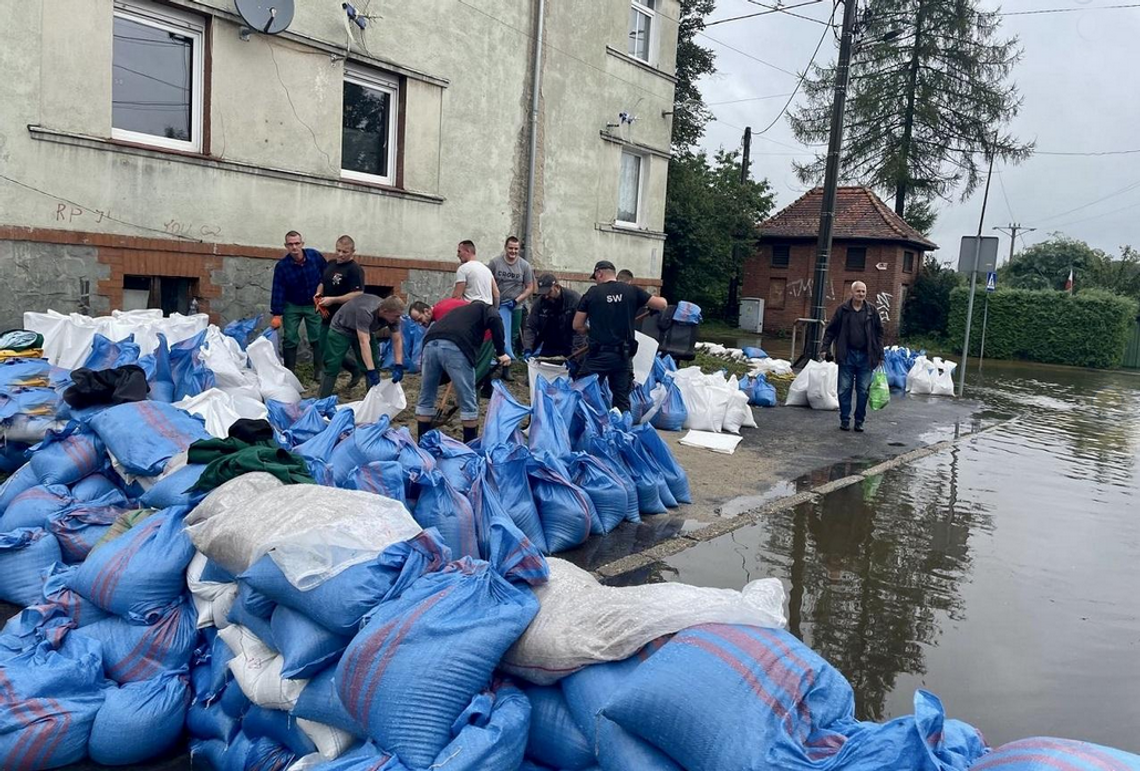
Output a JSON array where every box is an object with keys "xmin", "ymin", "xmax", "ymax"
[
  {"xmin": 903, "ymin": 196, "xmax": 938, "ymax": 236},
  {"xmin": 670, "ymin": 0, "xmax": 716, "ymax": 152},
  {"xmin": 901, "ymin": 255, "xmax": 963, "ymax": 338},
  {"xmin": 662, "ymin": 150, "xmax": 775, "ymax": 315},
  {"xmin": 789, "ymin": 0, "xmax": 1033, "ymax": 218},
  {"xmin": 1086, "ymin": 245, "xmax": 1140, "ymax": 303},
  {"xmin": 1001, "ymin": 234, "xmax": 1106, "ymax": 292}
]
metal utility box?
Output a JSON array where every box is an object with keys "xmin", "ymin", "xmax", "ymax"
[{"xmin": 739, "ymin": 297, "xmax": 765, "ymax": 333}]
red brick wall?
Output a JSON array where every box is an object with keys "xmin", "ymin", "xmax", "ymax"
[{"xmin": 741, "ymin": 240, "xmax": 921, "ymax": 341}]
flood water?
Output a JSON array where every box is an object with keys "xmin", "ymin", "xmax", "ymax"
[{"xmin": 652, "ymin": 360, "xmax": 1140, "ymax": 752}]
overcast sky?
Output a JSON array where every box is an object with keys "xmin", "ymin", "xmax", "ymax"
[{"xmin": 695, "ymin": 0, "xmax": 1140, "ymax": 265}]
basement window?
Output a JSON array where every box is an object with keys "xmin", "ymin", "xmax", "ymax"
[
  {"xmin": 123, "ymin": 275, "xmax": 198, "ymax": 315},
  {"xmin": 112, "ymin": 1, "xmax": 205, "ymax": 153}
]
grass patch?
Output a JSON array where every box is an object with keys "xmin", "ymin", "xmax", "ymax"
[{"xmin": 692, "ymin": 349, "xmax": 752, "ymax": 379}]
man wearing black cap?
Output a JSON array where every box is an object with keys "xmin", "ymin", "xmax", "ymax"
[
  {"xmin": 572, "ymin": 260, "xmax": 667, "ymax": 412},
  {"xmin": 522, "ymin": 274, "xmax": 584, "ymax": 361}
]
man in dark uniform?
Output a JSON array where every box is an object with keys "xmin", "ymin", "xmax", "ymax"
[
  {"xmin": 522, "ymin": 274, "xmax": 584, "ymax": 360},
  {"xmin": 572, "ymin": 260, "xmax": 667, "ymax": 413},
  {"xmin": 318, "ymin": 294, "xmax": 405, "ymax": 399},
  {"xmin": 314, "ymin": 234, "xmax": 365, "ymax": 383}
]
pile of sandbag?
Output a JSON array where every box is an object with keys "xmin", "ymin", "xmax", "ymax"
[
  {"xmin": 906, "ymin": 355, "xmax": 957, "ymax": 397},
  {"xmin": 24, "ymin": 309, "xmax": 209, "ymax": 370},
  {"xmin": 785, "ymin": 359, "xmax": 840, "ymax": 410},
  {"xmin": 694, "ymin": 341, "xmax": 794, "ymax": 378},
  {"xmin": 883, "ymin": 345, "xmax": 921, "ymax": 390}
]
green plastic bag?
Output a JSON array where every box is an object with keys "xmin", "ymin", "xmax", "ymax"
[{"xmin": 869, "ymin": 367, "xmax": 890, "ymax": 411}]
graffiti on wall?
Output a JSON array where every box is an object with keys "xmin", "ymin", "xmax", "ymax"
[
  {"xmin": 876, "ymin": 291, "xmax": 893, "ymax": 324},
  {"xmin": 786, "ymin": 278, "xmax": 837, "ymax": 301}
]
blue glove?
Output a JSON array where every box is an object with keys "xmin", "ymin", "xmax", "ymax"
[
  {"xmin": 365, "ymin": 369, "xmax": 381, "ymax": 388},
  {"xmin": 501, "ymin": 299, "xmax": 515, "ymax": 311},
  {"xmin": 390, "ymin": 364, "xmax": 405, "ymax": 384},
  {"xmin": 522, "ymin": 350, "xmax": 534, "ymax": 362}
]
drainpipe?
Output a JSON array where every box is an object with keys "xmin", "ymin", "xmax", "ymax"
[{"xmin": 523, "ymin": 0, "xmax": 546, "ymax": 263}]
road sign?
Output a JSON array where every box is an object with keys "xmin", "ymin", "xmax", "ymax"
[
  {"xmin": 957, "ymin": 236, "xmax": 1000, "ymax": 275},
  {"xmin": 985, "ymin": 272, "xmax": 997, "ymax": 292}
]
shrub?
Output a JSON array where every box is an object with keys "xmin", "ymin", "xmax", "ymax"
[
  {"xmin": 947, "ymin": 287, "xmax": 1138, "ymax": 369},
  {"xmin": 901, "ymin": 257, "xmax": 963, "ymax": 339}
]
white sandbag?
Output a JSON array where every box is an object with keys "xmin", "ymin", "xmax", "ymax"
[
  {"xmin": 247, "ymin": 337, "xmax": 303, "ymax": 404},
  {"xmin": 186, "ymin": 551, "xmax": 238, "ymax": 630},
  {"xmin": 749, "ymin": 358, "xmax": 793, "ymax": 377},
  {"xmin": 806, "ymin": 360, "xmax": 839, "ymax": 411},
  {"xmin": 339, "ymin": 380, "xmax": 407, "ymax": 424},
  {"xmin": 785, "ymin": 364, "xmax": 811, "ymax": 406},
  {"xmin": 632, "ymin": 331, "xmax": 659, "ymax": 386},
  {"xmin": 24, "ymin": 309, "xmax": 209, "ymax": 367},
  {"xmin": 679, "ymin": 430, "xmax": 743, "ymax": 454},
  {"xmin": 175, "ymin": 388, "xmax": 267, "ymax": 439},
  {"xmin": 723, "ymin": 375, "xmax": 757, "ymax": 433},
  {"xmin": 200, "ymin": 327, "xmax": 251, "ymax": 390},
  {"xmin": 297, "ymin": 718, "xmax": 355, "ymax": 760},
  {"xmin": 502, "ymin": 558, "xmax": 787, "ymax": 685},
  {"xmin": 219, "ymin": 625, "xmax": 306, "ymax": 711},
  {"xmin": 931, "ymin": 357, "xmax": 957, "ymax": 397},
  {"xmin": 671, "ymin": 368, "xmax": 730, "ymax": 433},
  {"xmin": 1, "ymin": 415, "xmax": 67, "ymax": 444},
  {"xmin": 528, "ymin": 360, "xmax": 569, "ymax": 406},
  {"xmin": 906, "ymin": 355, "xmax": 934, "ymax": 395},
  {"xmin": 24, "ymin": 311, "xmax": 97, "ymax": 369},
  {"xmin": 186, "ymin": 474, "xmax": 421, "ymax": 588}
]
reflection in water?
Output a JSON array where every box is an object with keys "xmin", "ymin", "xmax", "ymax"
[{"xmin": 656, "ymin": 361, "xmax": 1140, "ymax": 749}]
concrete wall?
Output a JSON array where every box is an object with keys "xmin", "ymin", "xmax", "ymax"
[
  {"xmin": 0, "ymin": 0, "xmax": 676, "ymax": 324},
  {"xmin": 0, "ymin": 241, "xmax": 109, "ymax": 330}
]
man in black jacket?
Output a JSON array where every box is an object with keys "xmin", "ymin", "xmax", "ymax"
[
  {"xmin": 820, "ymin": 281, "xmax": 885, "ymax": 432},
  {"xmin": 522, "ymin": 274, "xmax": 584, "ymax": 360},
  {"xmin": 414, "ymin": 301, "xmax": 511, "ymax": 443}
]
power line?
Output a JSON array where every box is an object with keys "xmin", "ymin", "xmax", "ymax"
[
  {"xmin": 1052, "ymin": 198, "xmax": 1140, "ymax": 229},
  {"xmin": 998, "ymin": 3, "xmax": 1140, "ymax": 16},
  {"xmin": 696, "ymin": 31, "xmax": 800, "ymax": 77},
  {"xmin": 707, "ymin": 92, "xmax": 795, "ymax": 106},
  {"xmin": 996, "ymin": 171, "xmax": 1016, "ymax": 222},
  {"xmin": 1033, "ymin": 148, "xmax": 1140, "ymax": 157},
  {"xmin": 706, "ymin": 0, "xmax": 830, "ymax": 27},
  {"xmin": 1035, "ymin": 178, "xmax": 1140, "ymax": 223},
  {"xmin": 755, "ymin": 0, "xmax": 841, "ymax": 135}
]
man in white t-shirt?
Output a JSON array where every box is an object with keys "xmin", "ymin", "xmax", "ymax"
[{"xmin": 453, "ymin": 239, "xmax": 498, "ymax": 305}]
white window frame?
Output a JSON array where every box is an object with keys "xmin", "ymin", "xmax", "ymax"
[
  {"xmin": 341, "ymin": 64, "xmax": 400, "ymax": 187},
  {"xmin": 111, "ymin": 0, "xmax": 205, "ymax": 153},
  {"xmin": 628, "ymin": 0, "xmax": 658, "ymax": 65},
  {"xmin": 616, "ymin": 150, "xmax": 647, "ymax": 228}
]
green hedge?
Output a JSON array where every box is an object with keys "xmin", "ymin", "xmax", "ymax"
[{"xmin": 948, "ymin": 287, "xmax": 1138, "ymax": 369}]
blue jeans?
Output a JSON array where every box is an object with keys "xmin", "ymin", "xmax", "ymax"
[
  {"xmin": 415, "ymin": 340, "xmax": 479, "ymax": 421},
  {"xmin": 838, "ymin": 349, "xmax": 873, "ymax": 426}
]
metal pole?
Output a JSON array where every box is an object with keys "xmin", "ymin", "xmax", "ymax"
[
  {"xmin": 522, "ymin": 0, "xmax": 546, "ymax": 263},
  {"xmin": 978, "ymin": 294, "xmax": 989, "ymax": 367},
  {"xmin": 727, "ymin": 127, "xmax": 753, "ymax": 319},
  {"xmin": 957, "ymin": 148, "xmax": 996, "ymax": 397},
  {"xmin": 805, "ymin": 0, "xmax": 859, "ymax": 360}
]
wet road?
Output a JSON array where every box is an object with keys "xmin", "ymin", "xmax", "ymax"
[{"xmin": 633, "ymin": 360, "xmax": 1140, "ymax": 751}]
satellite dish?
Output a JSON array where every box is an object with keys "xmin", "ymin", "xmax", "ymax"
[{"xmin": 235, "ymin": 0, "xmax": 294, "ymax": 35}]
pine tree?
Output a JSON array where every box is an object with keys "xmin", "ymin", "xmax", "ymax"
[
  {"xmin": 789, "ymin": 0, "xmax": 1033, "ymax": 220},
  {"xmin": 670, "ymin": 0, "xmax": 716, "ymax": 152}
]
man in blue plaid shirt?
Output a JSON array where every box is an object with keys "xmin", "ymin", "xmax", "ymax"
[{"xmin": 270, "ymin": 230, "xmax": 327, "ymax": 375}]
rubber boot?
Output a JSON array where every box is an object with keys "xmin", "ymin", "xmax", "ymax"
[
  {"xmin": 462, "ymin": 425, "xmax": 478, "ymax": 444},
  {"xmin": 282, "ymin": 346, "xmax": 298, "ymax": 373},
  {"xmin": 318, "ymin": 373, "xmax": 338, "ymax": 400},
  {"xmin": 417, "ymin": 420, "xmax": 432, "ymax": 441},
  {"xmin": 501, "ymin": 364, "xmax": 514, "ymax": 382},
  {"xmin": 310, "ymin": 344, "xmax": 323, "ymax": 383}
]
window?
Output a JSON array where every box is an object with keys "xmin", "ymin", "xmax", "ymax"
[
  {"xmin": 112, "ymin": 1, "xmax": 205, "ymax": 153},
  {"xmin": 123, "ymin": 275, "xmax": 197, "ymax": 315},
  {"xmin": 768, "ymin": 278, "xmax": 786, "ymax": 310},
  {"xmin": 771, "ymin": 244, "xmax": 790, "ymax": 268},
  {"xmin": 628, "ymin": 0, "xmax": 656, "ymax": 63},
  {"xmin": 342, "ymin": 65, "xmax": 400, "ymax": 186},
  {"xmin": 903, "ymin": 250, "xmax": 915, "ymax": 273},
  {"xmin": 845, "ymin": 246, "xmax": 867, "ymax": 271},
  {"xmin": 617, "ymin": 151, "xmax": 645, "ymax": 226}
]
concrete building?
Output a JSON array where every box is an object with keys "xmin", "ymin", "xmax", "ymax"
[
  {"xmin": 0, "ymin": 0, "xmax": 679, "ymax": 328},
  {"xmin": 741, "ymin": 187, "xmax": 937, "ymax": 342}
]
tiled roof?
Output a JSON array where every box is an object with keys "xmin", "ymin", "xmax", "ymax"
[{"xmin": 759, "ymin": 187, "xmax": 938, "ymax": 250}]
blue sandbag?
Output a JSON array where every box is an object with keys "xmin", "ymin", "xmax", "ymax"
[
  {"xmin": 632, "ymin": 424, "xmax": 692, "ymax": 505},
  {"xmin": 0, "ymin": 463, "xmax": 40, "ymax": 512},
  {"xmin": 68, "ymin": 509, "xmax": 195, "ymax": 618},
  {"xmin": 187, "ymin": 699, "xmax": 240, "ymax": 743},
  {"xmin": 220, "ymin": 678, "xmax": 251, "ymax": 720},
  {"xmin": 483, "ymin": 380, "xmax": 530, "ymax": 448},
  {"xmin": 73, "ymin": 599, "xmax": 198, "ymax": 683},
  {"xmin": 0, "ymin": 636, "xmax": 106, "ymax": 770},
  {"xmin": 0, "ymin": 442, "xmax": 29, "ymax": 474},
  {"xmin": 0, "ymin": 528, "xmax": 62, "ymax": 607},
  {"xmin": 0, "ymin": 358, "xmax": 52, "ymax": 389},
  {"xmin": 70, "ymin": 472, "xmax": 120, "ymax": 502},
  {"xmin": 226, "ymin": 733, "xmax": 298, "ymax": 771},
  {"xmin": 469, "ymin": 474, "xmax": 550, "ymax": 587},
  {"xmin": 0, "ymin": 386, "xmax": 61, "ymax": 422},
  {"xmin": 170, "ymin": 329, "xmax": 216, "ymax": 402},
  {"xmin": 0, "ymin": 483, "xmax": 74, "ymax": 531},
  {"xmin": 742, "ymin": 346, "xmax": 769, "ymax": 359},
  {"xmin": 527, "ymin": 454, "xmax": 596, "ymax": 553},
  {"xmin": 420, "ymin": 430, "xmax": 482, "ymax": 494},
  {"xmin": 529, "ymin": 389, "xmax": 573, "ymax": 459},
  {"xmin": 672, "ymin": 301, "xmax": 702, "ymax": 325},
  {"xmin": 272, "ymin": 604, "xmax": 351, "ymax": 680},
  {"xmin": 0, "ymin": 603, "xmax": 74, "ymax": 658},
  {"xmin": 294, "ymin": 407, "xmax": 355, "ymax": 481},
  {"xmin": 329, "ymin": 416, "xmax": 394, "ymax": 486},
  {"xmin": 293, "ymin": 665, "xmax": 367, "ymax": 738},
  {"xmin": 223, "ymin": 315, "xmax": 262, "ymax": 351},
  {"xmin": 739, "ymin": 373, "xmax": 777, "ymax": 408},
  {"xmin": 524, "ymin": 684, "xmax": 596, "ymax": 770},
  {"xmin": 348, "ymin": 461, "xmax": 408, "ymax": 508},
  {"xmin": 486, "ymin": 442, "xmax": 546, "ymax": 554},
  {"xmin": 227, "ymin": 586, "xmax": 278, "ymax": 653},
  {"xmin": 568, "ymin": 454, "xmax": 627, "ymax": 535},
  {"xmin": 603, "ymin": 625, "xmax": 986, "ymax": 771},
  {"xmin": 413, "ymin": 469, "xmax": 481, "ymax": 559},
  {"xmin": 48, "ymin": 490, "xmax": 130, "ymax": 563},
  {"xmin": 971, "ymin": 737, "xmax": 1140, "ymax": 770},
  {"xmin": 200, "ymin": 559, "xmax": 235, "ymax": 584},
  {"xmin": 603, "ymin": 431, "xmax": 665, "ymax": 516},
  {"xmin": 432, "ymin": 684, "xmax": 531, "ymax": 771},
  {"xmin": 539, "ymin": 377, "xmax": 586, "ymax": 444},
  {"xmin": 188, "ymin": 738, "xmax": 228, "ymax": 770},
  {"xmin": 650, "ymin": 378, "xmax": 687, "ymax": 432},
  {"xmin": 146, "ymin": 333, "xmax": 176, "ymax": 403},
  {"xmin": 584, "ymin": 435, "xmax": 639, "ymax": 524},
  {"xmin": 139, "ymin": 463, "xmax": 208, "ymax": 509},
  {"xmin": 190, "ymin": 630, "xmax": 234, "ymax": 705},
  {"xmin": 88, "ymin": 401, "xmax": 211, "ymax": 476},
  {"xmin": 42, "ymin": 563, "xmax": 111, "ymax": 628},
  {"xmin": 628, "ymin": 382, "xmax": 656, "ymax": 425},
  {"xmin": 269, "ymin": 396, "xmax": 340, "ymax": 445},
  {"xmin": 313, "ymin": 742, "xmax": 409, "ymax": 770},
  {"xmin": 29, "ymin": 427, "xmax": 106, "ymax": 487},
  {"xmin": 88, "ymin": 669, "xmax": 190, "ymax": 765},
  {"xmin": 242, "ymin": 705, "xmax": 317, "ymax": 758},
  {"xmin": 336, "ymin": 558, "xmax": 539, "ymax": 769},
  {"xmin": 83, "ymin": 333, "xmax": 141, "ymax": 370}
]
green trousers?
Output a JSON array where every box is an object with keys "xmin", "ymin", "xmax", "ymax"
[
  {"xmin": 282, "ymin": 302, "xmax": 322, "ymax": 352},
  {"xmin": 474, "ymin": 339, "xmax": 496, "ymax": 382},
  {"xmin": 324, "ymin": 328, "xmax": 380, "ymax": 377},
  {"xmin": 319, "ymin": 321, "xmax": 360, "ymax": 375}
]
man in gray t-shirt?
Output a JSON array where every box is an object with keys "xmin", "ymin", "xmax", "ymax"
[
  {"xmin": 488, "ymin": 235, "xmax": 535, "ymax": 381},
  {"xmin": 319, "ymin": 294, "xmax": 406, "ymax": 398}
]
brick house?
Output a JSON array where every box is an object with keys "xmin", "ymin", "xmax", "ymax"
[{"xmin": 742, "ymin": 187, "xmax": 937, "ymax": 341}]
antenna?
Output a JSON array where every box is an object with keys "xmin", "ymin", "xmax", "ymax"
[{"xmin": 235, "ymin": 0, "xmax": 295, "ymax": 39}]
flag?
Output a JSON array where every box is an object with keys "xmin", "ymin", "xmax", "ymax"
[{"xmin": 1065, "ymin": 269, "xmax": 1074, "ymax": 293}]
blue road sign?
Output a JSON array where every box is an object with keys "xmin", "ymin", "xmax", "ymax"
[{"xmin": 985, "ymin": 271, "xmax": 997, "ymax": 292}]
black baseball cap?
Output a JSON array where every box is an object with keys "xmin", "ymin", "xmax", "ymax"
[
  {"xmin": 536, "ymin": 273, "xmax": 558, "ymax": 295},
  {"xmin": 593, "ymin": 260, "xmax": 616, "ymax": 274}
]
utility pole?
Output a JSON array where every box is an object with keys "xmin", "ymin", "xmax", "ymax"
[
  {"xmin": 804, "ymin": 0, "xmax": 859, "ymax": 361},
  {"xmin": 957, "ymin": 146, "xmax": 996, "ymax": 397},
  {"xmin": 727, "ymin": 126, "xmax": 752, "ymax": 321},
  {"xmin": 993, "ymin": 223, "xmax": 1035, "ymax": 267}
]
